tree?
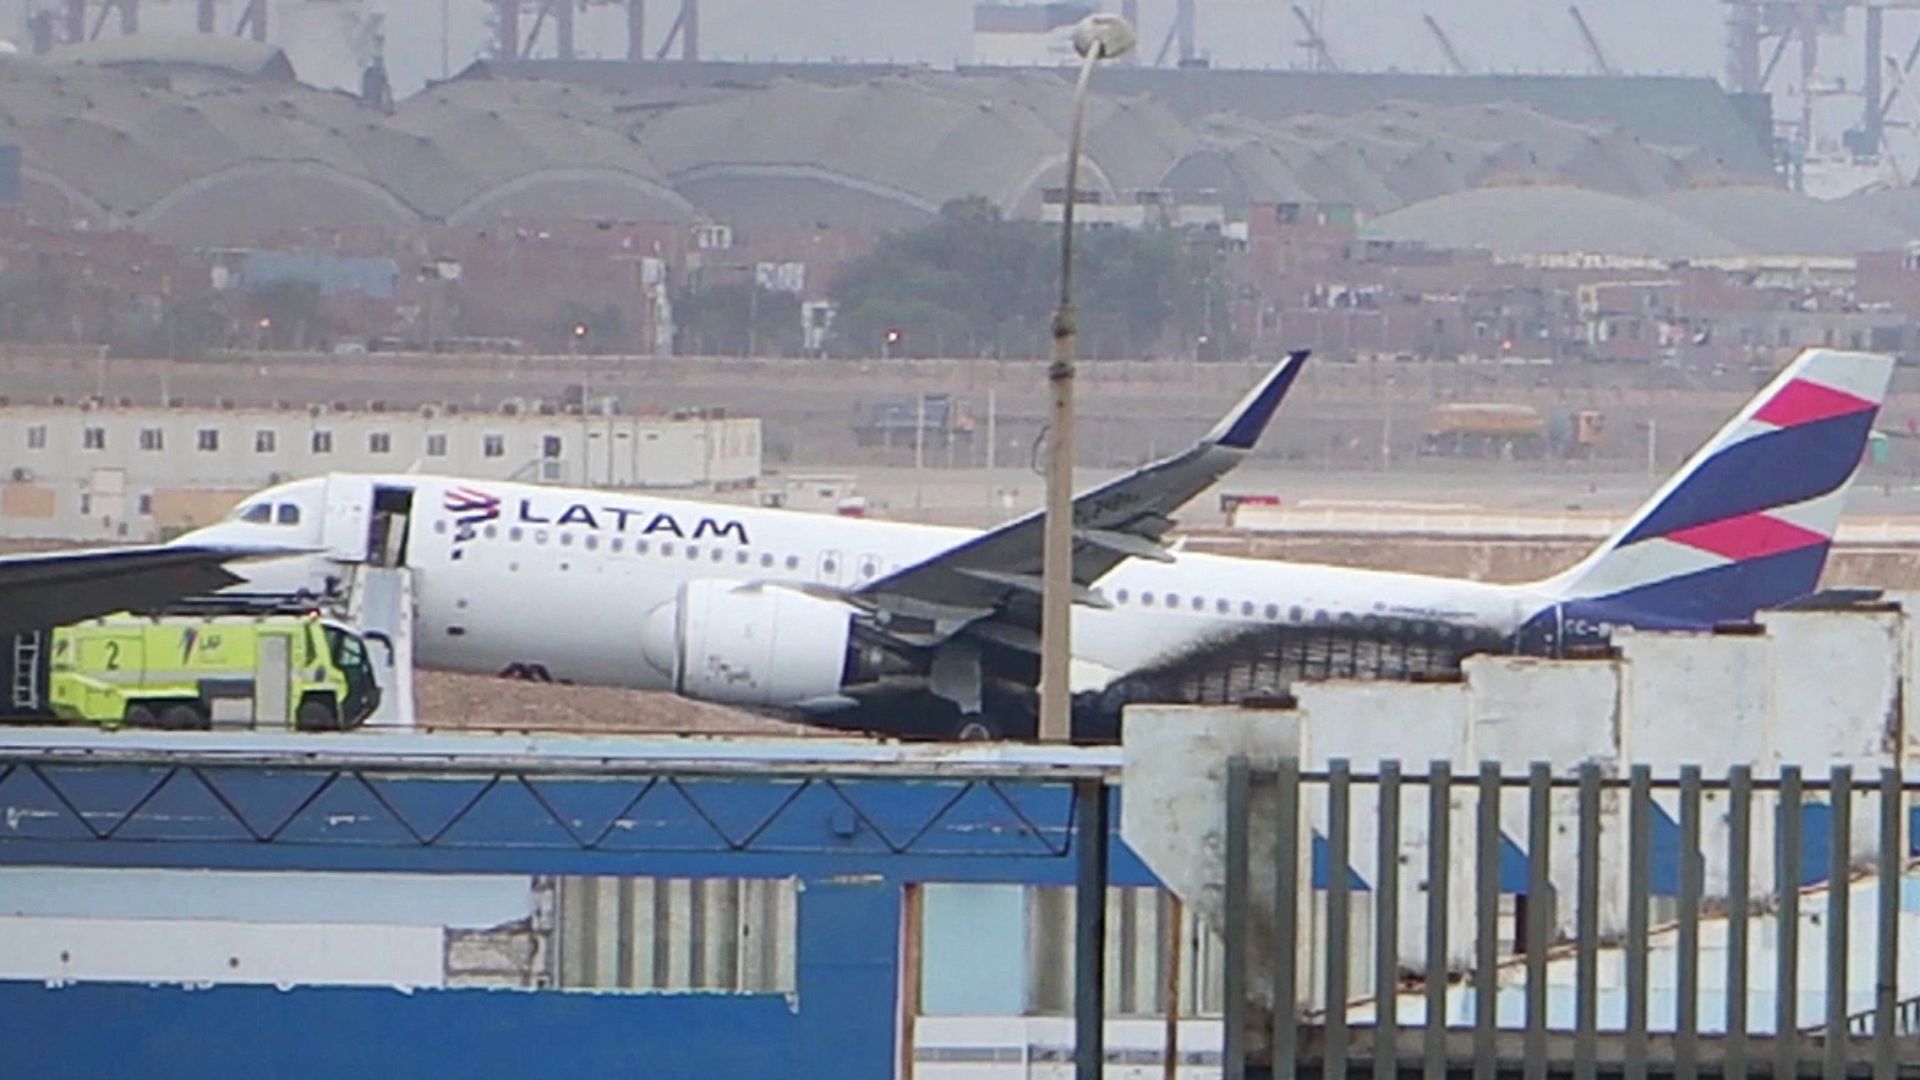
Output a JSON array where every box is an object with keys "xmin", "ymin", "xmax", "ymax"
[
  {"xmin": 671, "ymin": 283, "xmax": 801, "ymax": 357},
  {"xmin": 829, "ymin": 198, "xmax": 1218, "ymax": 360},
  {"xmin": 245, "ymin": 280, "xmax": 329, "ymax": 350}
]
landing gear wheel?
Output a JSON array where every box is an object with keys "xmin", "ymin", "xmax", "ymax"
[
  {"xmin": 296, "ymin": 697, "xmax": 340, "ymax": 732},
  {"xmin": 159, "ymin": 703, "xmax": 207, "ymax": 731},
  {"xmin": 124, "ymin": 703, "xmax": 160, "ymax": 729},
  {"xmin": 953, "ymin": 717, "xmax": 1001, "ymax": 742}
]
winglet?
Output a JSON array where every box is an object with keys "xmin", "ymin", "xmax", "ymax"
[{"xmin": 1204, "ymin": 349, "xmax": 1310, "ymax": 451}]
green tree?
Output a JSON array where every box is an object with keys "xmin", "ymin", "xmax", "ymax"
[{"xmin": 829, "ymin": 197, "xmax": 1215, "ymax": 360}]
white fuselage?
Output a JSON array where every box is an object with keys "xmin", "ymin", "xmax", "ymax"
[{"xmin": 186, "ymin": 474, "xmax": 1544, "ymax": 697}]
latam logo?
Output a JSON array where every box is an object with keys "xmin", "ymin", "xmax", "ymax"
[
  {"xmin": 440, "ymin": 486, "xmax": 750, "ymax": 558},
  {"xmin": 444, "ymin": 486, "xmax": 504, "ymax": 560}
]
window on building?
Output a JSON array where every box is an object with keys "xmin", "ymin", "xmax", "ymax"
[
  {"xmin": 197, "ymin": 428, "xmax": 219, "ymax": 452},
  {"xmin": 83, "ymin": 427, "xmax": 106, "ymax": 451},
  {"xmin": 139, "ymin": 428, "xmax": 164, "ymax": 452},
  {"xmin": 313, "ymin": 430, "xmax": 334, "ymax": 454},
  {"xmin": 369, "ymin": 432, "xmax": 392, "ymax": 454},
  {"xmin": 484, "ymin": 434, "xmax": 506, "ymax": 458},
  {"xmin": 542, "ymin": 435, "xmax": 563, "ymax": 460},
  {"xmin": 137, "ymin": 493, "xmax": 153, "ymax": 516},
  {"xmin": 25, "ymin": 425, "xmax": 46, "ymax": 450},
  {"xmin": 79, "ymin": 493, "xmax": 91, "ymax": 515},
  {"xmin": 426, "ymin": 434, "xmax": 448, "ymax": 457},
  {"xmin": 254, "ymin": 430, "xmax": 276, "ymax": 453}
]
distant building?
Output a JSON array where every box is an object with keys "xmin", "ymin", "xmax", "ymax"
[
  {"xmin": 972, "ymin": 2, "xmax": 1095, "ymax": 66},
  {"xmin": 0, "ymin": 402, "xmax": 761, "ymax": 542}
]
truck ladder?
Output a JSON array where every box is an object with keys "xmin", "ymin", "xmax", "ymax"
[{"xmin": 10, "ymin": 631, "xmax": 42, "ymax": 712}]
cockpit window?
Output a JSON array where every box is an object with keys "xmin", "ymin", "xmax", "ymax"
[
  {"xmin": 238, "ymin": 503, "xmax": 271, "ymax": 524},
  {"xmin": 276, "ymin": 503, "xmax": 301, "ymax": 525}
]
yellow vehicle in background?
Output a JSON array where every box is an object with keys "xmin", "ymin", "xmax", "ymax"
[{"xmin": 43, "ymin": 611, "xmax": 381, "ymax": 731}]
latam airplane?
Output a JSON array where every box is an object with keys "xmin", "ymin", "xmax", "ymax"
[{"xmin": 176, "ymin": 347, "xmax": 1892, "ymax": 739}]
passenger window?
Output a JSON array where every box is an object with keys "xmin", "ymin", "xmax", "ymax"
[
  {"xmin": 275, "ymin": 504, "xmax": 300, "ymax": 525},
  {"xmin": 1142, "ymin": 593, "xmax": 1155, "ymax": 607},
  {"xmin": 1265, "ymin": 604, "xmax": 1279, "ymax": 620},
  {"xmin": 737, "ymin": 551, "xmax": 750, "ymax": 565},
  {"xmin": 1191, "ymin": 596, "xmax": 1205, "ymax": 612},
  {"xmin": 560, "ymin": 532, "xmax": 574, "ymax": 547},
  {"xmin": 1116, "ymin": 589, "xmax": 1129, "ymax": 603},
  {"xmin": 535, "ymin": 530, "xmax": 549, "ymax": 545},
  {"xmin": 687, "ymin": 546, "xmax": 700, "ymax": 560},
  {"xmin": 1216, "ymin": 598, "xmax": 1230, "ymax": 614},
  {"xmin": 434, "ymin": 520, "xmax": 448, "ymax": 534},
  {"xmin": 610, "ymin": 538, "xmax": 623, "ymax": 552},
  {"xmin": 635, "ymin": 540, "xmax": 649, "ymax": 555},
  {"xmin": 761, "ymin": 553, "xmax": 774, "ymax": 568},
  {"xmin": 712, "ymin": 548, "xmax": 725, "ymax": 562},
  {"xmin": 661, "ymin": 543, "xmax": 675, "ymax": 556},
  {"xmin": 1241, "ymin": 601, "xmax": 1254, "ymax": 617},
  {"xmin": 785, "ymin": 555, "xmax": 799, "ymax": 570},
  {"xmin": 1289, "ymin": 606, "xmax": 1304, "ymax": 622},
  {"xmin": 484, "ymin": 524, "xmax": 497, "ymax": 539},
  {"xmin": 509, "ymin": 527, "xmax": 523, "ymax": 542}
]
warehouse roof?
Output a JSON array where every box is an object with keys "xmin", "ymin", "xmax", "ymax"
[{"xmin": 1363, "ymin": 185, "xmax": 1746, "ymax": 259}]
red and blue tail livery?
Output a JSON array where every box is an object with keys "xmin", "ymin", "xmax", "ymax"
[{"xmin": 1534, "ymin": 348, "xmax": 1892, "ymax": 639}]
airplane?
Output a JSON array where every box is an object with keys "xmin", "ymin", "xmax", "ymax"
[{"xmin": 173, "ymin": 347, "xmax": 1892, "ymax": 740}]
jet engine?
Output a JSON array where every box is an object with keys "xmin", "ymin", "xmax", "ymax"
[{"xmin": 639, "ymin": 579, "xmax": 879, "ymax": 709}]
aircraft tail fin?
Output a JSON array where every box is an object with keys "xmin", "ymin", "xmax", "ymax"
[{"xmin": 1543, "ymin": 348, "xmax": 1893, "ymax": 628}]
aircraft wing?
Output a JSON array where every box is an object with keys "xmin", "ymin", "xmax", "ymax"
[
  {"xmin": 850, "ymin": 350, "xmax": 1308, "ymax": 643},
  {"xmin": 0, "ymin": 544, "xmax": 263, "ymax": 635}
]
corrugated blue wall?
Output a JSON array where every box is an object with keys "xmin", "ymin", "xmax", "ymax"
[{"xmin": 1, "ymin": 872, "xmax": 902, "ymax": 1080}]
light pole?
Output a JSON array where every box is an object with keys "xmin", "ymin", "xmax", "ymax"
[{"xmin": 1040, "ymin": 13, "xmax": 1135, "ymax": 745}]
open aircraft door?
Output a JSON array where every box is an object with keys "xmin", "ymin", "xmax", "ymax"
[{"xmin": 320, "ymin": 474, "xmax": 374, "ymax": 564}]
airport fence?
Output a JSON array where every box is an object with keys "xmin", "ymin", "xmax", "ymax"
[{"xmin": 1219, "ymin": 760, "xmax": 1920, "ymax": 1080}]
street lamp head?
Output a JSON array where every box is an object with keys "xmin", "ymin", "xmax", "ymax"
[{"xmin": 1071, "ymin": 13, "xmax": 1136, "ymax": 60}]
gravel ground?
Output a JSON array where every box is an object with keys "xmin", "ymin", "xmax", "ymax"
[{"xmin": 413, "ymin": 670, "xmax": 809, "ymax": 737}]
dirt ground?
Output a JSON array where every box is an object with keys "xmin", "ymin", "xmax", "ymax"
[{"xmin": 413, "ymin": 670, "xmax": 810, "ymax": 737}]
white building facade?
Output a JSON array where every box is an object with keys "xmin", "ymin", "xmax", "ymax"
[{"xmin": 0, "ymin": 402, "xmax": 760, "ymax": 542}]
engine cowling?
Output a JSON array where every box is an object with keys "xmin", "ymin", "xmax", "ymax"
[{"xmin": 640, "ymin": 579, "xmax": 862, "ymax": 708}]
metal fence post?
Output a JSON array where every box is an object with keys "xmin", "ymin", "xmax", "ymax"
[
  {"xmin": 1074, "ymin": 776, "xmax": 1110, "ymax": 1080},
  {"xmin": 1223, "ymin": 756, "xmax": 1250, "ymax": 1080},
  {"xmin": 1474, "ymin": 761, "xmax": 1500, "ymax": 1080},
  {"xmin": 1273, "ymin": 758, "xmax": 1302, "ymax": 1080},
  {"xmin": 1777, "ymin": 765, "xmax": 1804, "ymax": 1080},
  {"xmin": 1625, "ymin": 765, "xmax": 1651, "ymax": 1080},
  {"xmin": 1524, "ymin": 762, "xmax": 1551, "ymax": 1080},
  {"xmin": 1875, "ymin": 766, "xmax": 1899, "ymax": 1080},
  {"xmin": 1726, "ymin": 764, "xmax": 1753, "ymax": 1080},
  {"xmin": 1823, "ymin": 765, "xmax": 1852, "ymax": 1080},
  {"xmin": 1423, "ymin": 761, "xmax": 1451, "ymax": 1080},
  {"xmin": 1374, "ymin": 760, "xmax": 1402, "ymax": 1080},
  {"xmin": 1676, "ymin": 765, "xmax": 1702, "ymax": 1080},
  {"xmin": 1326, "ymin": 758, "xmax": 1353, "ymax": 1080},
  {"xmin": 1574, "ymin": 763, "xmax": 1600, "ymax": 1080}
]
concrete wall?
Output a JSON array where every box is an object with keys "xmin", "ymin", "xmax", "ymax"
[{"xmin": 1121, "ymin": 601, "xmax": 1920, "ymax": 1006}]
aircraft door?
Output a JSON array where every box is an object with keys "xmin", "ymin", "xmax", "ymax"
[
  {"xmin": 368, "ymin": 485, "xmax": 416, "ymax": 568},
  {"xmin": 321, "ymin": 475, "xmax": 374, "ymax": 563}
]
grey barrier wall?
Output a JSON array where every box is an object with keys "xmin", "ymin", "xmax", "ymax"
[{"xmin": 1217, "ymin": 759, "xmax": 1918, "ymax": 1080}]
